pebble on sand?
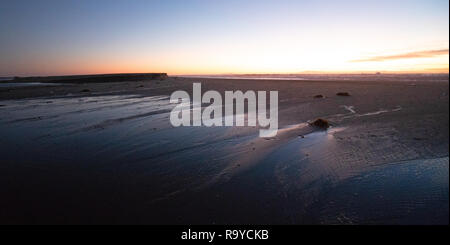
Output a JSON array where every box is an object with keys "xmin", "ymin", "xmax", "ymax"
[{"xmin": 336, "ymin": 92, "xmax": 350, "ymax": 96}]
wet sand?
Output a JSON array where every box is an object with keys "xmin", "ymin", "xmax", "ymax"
[{"xmin": 0, "ymin": 75, "xmax": 448, "ymax": 224}]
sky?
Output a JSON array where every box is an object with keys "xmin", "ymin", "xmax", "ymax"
[{"xmin": 0, "ymin": 0, "xmax": 448, "ymax": 76}]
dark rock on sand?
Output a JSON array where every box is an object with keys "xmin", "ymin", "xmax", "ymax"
[
  {"xmin": 336, "ymin": 92, "xmax": 351, "ymax": 96},
  {"xmin": 314, "ymin": 94, "xmax": 324, "ymax": 98},
  {"xmin": 80, "ymin": 89, "xmax": 91, "ymax": 92},
  {"xmin": 310, "ymin": 118, "xmax": 330, "ymax": 129}
]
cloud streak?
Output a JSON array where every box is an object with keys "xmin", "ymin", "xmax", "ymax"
[{"xmin": 351, "ymin": 49, "xmax": 449, "ymax": 62}]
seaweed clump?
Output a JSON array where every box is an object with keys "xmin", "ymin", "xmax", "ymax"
[
  {"xmin": 336, "ymin": 92, "xmax": 350, "ymax": 96},
  {"xmin": 310, "ymin": 118, "xmax": 330, "ymax": 129}
]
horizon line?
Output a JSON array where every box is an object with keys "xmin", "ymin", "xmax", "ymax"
[{"xmin": 2, "ymin": 71, "xmax": 449, "ymax": 78}]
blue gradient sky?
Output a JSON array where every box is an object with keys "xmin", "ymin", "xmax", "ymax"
[{"xmin": 0, "ymin": 0, "xmax": 448, "ymax": 76}]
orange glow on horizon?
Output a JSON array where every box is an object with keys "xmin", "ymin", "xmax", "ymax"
[{"xmin": 8, "ymin": 49, "xmax": 448, "ymax": 77}]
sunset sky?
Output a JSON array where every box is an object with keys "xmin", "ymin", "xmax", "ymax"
[{"xmin": 0, "ymin": 0, "xmax": 448, "ymax": 76}]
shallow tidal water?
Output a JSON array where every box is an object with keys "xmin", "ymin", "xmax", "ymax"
[
  {"xmin": 0, "ymin": 94, "xmax": 448, "ymax": 224},
  {"xmin": 0, "ymin": 82, "xmax": 63, "ymax": 88}
]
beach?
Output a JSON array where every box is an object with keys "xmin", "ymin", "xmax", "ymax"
[{"xmin": 0, "ymin": 74, "xmax": 448, "ymax": 224}]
